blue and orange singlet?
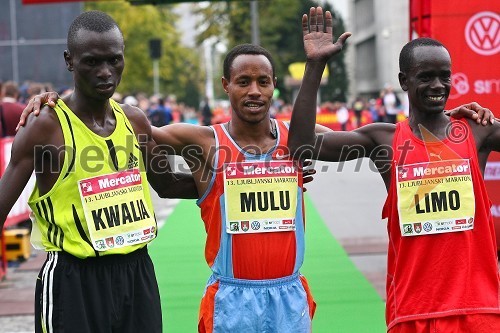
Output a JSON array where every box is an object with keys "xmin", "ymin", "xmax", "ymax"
[{"xmin": 198, "ymin": 120, "xmax": 305, "ymax": 280}]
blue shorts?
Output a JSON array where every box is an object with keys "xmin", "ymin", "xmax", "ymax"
[{"xmin": 198, "ymin": 272, "xmax": 316, "ymax": 333}]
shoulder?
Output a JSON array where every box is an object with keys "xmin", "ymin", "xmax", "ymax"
[
  {"xmin": 461, "ymin": 117, "xmax": 499, "ymax": 146},
  {"xmin": 25, "ymin": 104, "xmax": 60, "ymax": 131},
  {"xmin": 357, "ymin": 122, "xmax": 396, "ymax": 135},
  {"xmin": 16, "ymin": 105, "xmax": 61, "ymax": 147},
  {"xmin": 119, "ymin": 103, "xmax": 151, "ymax": 135}
]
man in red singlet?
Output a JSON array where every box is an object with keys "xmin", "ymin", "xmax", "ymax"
[{"xmin": 289, "ymin": 7, "xmax": 500, "ymax": 333}]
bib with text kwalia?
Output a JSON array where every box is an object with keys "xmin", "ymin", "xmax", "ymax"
[
  {"xmin": 223, "ymin": 160, "xmax": 299, "ymax": 234},
  {"xmin": 396, "ymin": 159, "xmax": 475, "ymax": 237},
  {"xmin": 78, "ymin": 169, "xmax": 156, "ymax": 251}
]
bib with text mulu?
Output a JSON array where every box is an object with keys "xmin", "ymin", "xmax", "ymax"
[
  {"xmin": 223, "ymin": 160, "xmax": 298, "ymax": 234},
  {"xmin": 78, "ymin": 168, "xmax": 156, "ymax": 251},
  {"xmin": 396, "ymin": 159, "xmax": 475, "ymax": 236}
]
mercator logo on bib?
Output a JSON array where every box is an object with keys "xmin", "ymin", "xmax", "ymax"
[
  {"xmin": 78, "ymin": 168, "xmax": 156, "ymax": 250},
  {"xmin": 396, "ymin": 159, "xmax": 475, "ymax": 236},
  {"xmin": 223, "ymin": 160, "xmax": 299, "ymax": 234}
]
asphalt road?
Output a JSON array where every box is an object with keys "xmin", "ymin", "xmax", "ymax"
[{"xmin": 305, "ymin": 159, "xmax": 389, "ymax": 298}]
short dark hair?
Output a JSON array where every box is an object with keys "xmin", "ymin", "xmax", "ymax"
[
  {"xmin": 67, "ymin": 11, "xmax": 122, "ymax": 52},
  {"xmin": 223, "ymin": 44, "xmax": 275, "ymax": 80},
  {"xmin": 399, "ymin": 37, "xmax": 448, "ymax": 73},
  {"xmin": 1, "ymin": 81, "xmax": 19, "ymax": 98}
]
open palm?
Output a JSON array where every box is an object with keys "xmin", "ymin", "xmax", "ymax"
[{"xmin": 302, "ymin": 7, "xmax": 351, "ymax": 62}]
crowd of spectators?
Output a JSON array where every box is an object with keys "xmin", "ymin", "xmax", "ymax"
[{"xmin": 0, "ymin": 79, "xmax": 409, "ymax": 138}]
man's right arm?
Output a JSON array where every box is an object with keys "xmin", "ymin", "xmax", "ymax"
[
  {"xmin": 288, "ymin": 8, "xmax": 377, "ymax": 161},
  {"xmin": 0, "ymin": 111, "xmax": 53, "ymax": 228}
]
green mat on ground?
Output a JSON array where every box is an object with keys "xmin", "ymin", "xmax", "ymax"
[{"xmin": 149, "ymin": 196, "xmax": 386, "ymax": 332}]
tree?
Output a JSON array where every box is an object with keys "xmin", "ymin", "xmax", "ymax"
[
  {"xmin": 85, "ymin": 1, "xmax": 202, "ymax": 107},
  {"xmin": 194, "ymin": 0, "xmax": 349, "ymax": 103}
]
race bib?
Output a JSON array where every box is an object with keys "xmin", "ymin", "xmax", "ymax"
[
  {"xmin": 78, "ymin": 169, "xmax": 156, "ymax": 251},
  {"xmin": 223, "ymin": 160, "xmax": 299, "ymax": 234},
  {"xmin": 396, "ymin": 159, "xmax": 475, "ymax": 236}
]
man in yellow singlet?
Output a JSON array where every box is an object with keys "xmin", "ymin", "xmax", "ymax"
[{"xmin": 0, "ymin": 11, "xmax": 196, "ymax": 333}]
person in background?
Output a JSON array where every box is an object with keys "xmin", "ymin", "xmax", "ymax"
[
  {"xmin": 352, "ymin": 96, "xmax": 364, "ymax": 128},
  {"xmin": 383, "ymin": 84, "xmax": 399, "ymax": 123},
  {"xmin": 336, "ymin": 102, "xmax": 349, "ymax": 131},
  {"xmin": 0, "ymin": 81, "xmax": 25, "ymax": 137},
  {"xmin": 200, "ymin": 96, "xmax": 213, "ymax": 126}
]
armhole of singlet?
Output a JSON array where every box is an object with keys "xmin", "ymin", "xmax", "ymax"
[
  {"xmin": 29, "ymin": 103, "xmax": 73, "ymax": 203},
  {"xmin": 197, "ymin": 125, "xmax": 219, "ymax": 206},
  {"xmin": 382, "ymin": 122, "xmax": 402, "ymax": 219}
]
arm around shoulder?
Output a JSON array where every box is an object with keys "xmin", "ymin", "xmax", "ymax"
[{"xmin": 121, "ymin": 105, "xmax": 199, "ymax": 199}]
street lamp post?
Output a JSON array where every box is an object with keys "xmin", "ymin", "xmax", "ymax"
[{"xmin": 250, "ymin": 0, "xmax": 259, "ymax": 45}]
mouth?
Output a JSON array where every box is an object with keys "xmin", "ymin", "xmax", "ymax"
[
  {"xmin": 244, "ymin": 100, "xmax": 265, "ymax": 111},
  {"xmin": 426, "ymin": 95, "xmax": 445, "ymax": 103},
  {"xmin": 96, "ymin": 83, "xmax": 114, "ymax": 92}
]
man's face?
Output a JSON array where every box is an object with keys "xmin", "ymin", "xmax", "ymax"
[
  {"xmin": 400, "ymin": 45, "xmax": 451, "ymax": 114},
  {"xmin": 222, "ymin": 54, "xmax": 276, "ymax": 124},
  {"xmin": 66, "ymin": 27, "xmax": 124, "ymax": 100}
]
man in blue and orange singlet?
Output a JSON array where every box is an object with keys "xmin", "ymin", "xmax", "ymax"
[
  {"xmin": 288, "ymin": 7, "xmax": 500, "ymax": 332},
  {"xmin": 0, "ymin": 11, "xmax": 196, "ymax": 333}
]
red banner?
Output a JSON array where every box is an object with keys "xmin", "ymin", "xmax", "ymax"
[{"xmin": 411, "ymin": 0, "xmax": 499, "ymax": 110}]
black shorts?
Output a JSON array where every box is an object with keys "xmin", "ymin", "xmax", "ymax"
[{"xmin": 35, "ymin": 247, "xmax": 162, "ymax": 333}]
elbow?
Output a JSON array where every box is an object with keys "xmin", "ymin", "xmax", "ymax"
[{"xmin": 288, "ymin": 137, "xmax": 316, "ymax": 161}]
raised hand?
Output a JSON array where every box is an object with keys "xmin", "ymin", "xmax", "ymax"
[{"xmin": 302, "ymin": 7, "xmax": 351, "ymax": 63}]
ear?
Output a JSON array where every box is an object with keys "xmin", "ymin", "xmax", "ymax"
[
  {"xmin": 221, "ymin": 76, "xmax": 229, "ymax": 94},
  {"xmin": 398, "ymin": 72, "xmax": 408, "ymax": 91},
  {"xmin": 64, "ymin": 50, "xmax": 73, "ymax": 72}
]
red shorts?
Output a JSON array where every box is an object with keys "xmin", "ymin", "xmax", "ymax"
[{"xmin": 389, "ymin": 314, "xmax": 500, "ymax": 333}]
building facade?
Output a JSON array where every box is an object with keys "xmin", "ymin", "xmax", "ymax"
[
  {"xmin": 0, "ymin": 0, "xmax": 82, "ymax": 89},
  {"xmin": 346, "ymin": 0, "xmax": 409, "ymax": 99}
]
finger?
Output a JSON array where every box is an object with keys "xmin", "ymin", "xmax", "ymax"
[
  {"xmin": 302, "ymin": 159, "xmax": 313, "ymax": 168},
  {"xmin": 32, "ymin": 96, "xmax": 42, "ymax": 115},
  {"xmin": 17, "ymin": 98, "xmax": 34, "ymax": 131},
  {"xmin": 316, "ymin": 7, "xmax": 324, "ymax": 33},
  {"xmin": 477, "ymin": 107, "xmax": 486, "ymax": 125},
  {"xmin": 309, "ymin": 7, "xmax": 317, "ymax": 32},
  {"xmin": 325, "ymin": 10, "xmax": 333, "ymax": 35},
  {"xmin": 335, "ymin": 32, "xmax": 352, "ymax": 49},
  {"xmin": 302, "ymin": 14, "xmax": 309, "ymax": 37}
]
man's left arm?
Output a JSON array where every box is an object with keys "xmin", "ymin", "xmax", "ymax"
[
  {"xmin": 483, "ymin": 122, "xmax": 500, "ymax": 152},
  {"xmin": 446, "ymin": 102, "xmax": 495, "ymax": 125},
  {"xmin": 123, "ymin": 105, "xmax": 198, "ymax": 199}
]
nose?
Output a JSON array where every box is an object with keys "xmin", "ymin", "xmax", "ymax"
[
  {"xmin": 97, "ymin": 63, "xmax": 112, "ymax": 80},
  {"xmin": 429, "ymin": 76, "xmax": 444, "ymax": 89},
  {"xmin": 248, "ymin": 81, "xmax": 261, "ymax": 97}
]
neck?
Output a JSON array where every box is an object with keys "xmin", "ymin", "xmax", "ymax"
[
  {"xmin": 408, "ymin": 108, "xmax": 449, "ymax": 140},
  {"xmin": 229, "ymin": 118, "xmax": 273, "ymax": 140},
  {"xmin": 66, "ymin": 92, "xmax": 112, "ymax": 119},
  {"xmin": 227, "ymin": 117, "xmax": 276, "ymax": 154}
]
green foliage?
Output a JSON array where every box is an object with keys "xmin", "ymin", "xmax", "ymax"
[
  {"xmin": 85, "ymin": 0, "xmax": 202, "ymax": 107},
  {"xmin": 194, "ymin": 0, "xmax": 349, "ymax": 103}
]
